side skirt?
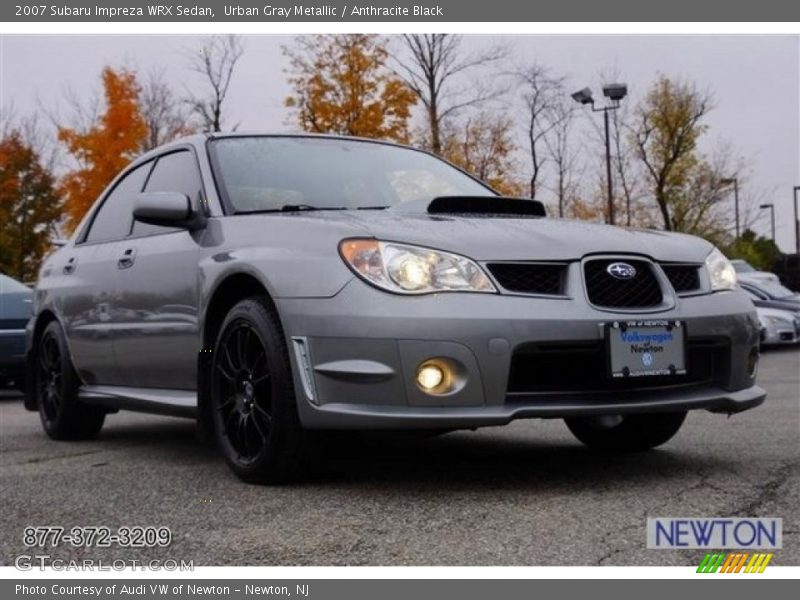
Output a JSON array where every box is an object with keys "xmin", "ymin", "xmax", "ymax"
[{"xmin": 79, "ymin": 385, "xmax": 198, "ymax": 419}]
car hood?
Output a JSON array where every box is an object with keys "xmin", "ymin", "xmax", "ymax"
[
  {"xmin": 739, "ymin": 272, "xmax": 779, "ymax": 282},
  {"xmin": 271, "ymin": 211, "xmax": 715, "ymax": 262},
  {"xmin": 757, "ymin": 306, "xmax": 799, "ymax": 320}
]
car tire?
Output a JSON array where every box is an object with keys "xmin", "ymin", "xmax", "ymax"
[
  {"xmin": 564, "ymin": 412, "xmax": 687, "ymax": 452},
  {"xmin": 210, "ymin": 297, "xmax": 313, "ymax": 484},
  {"xmin": 36, "ymin": 321, "xmax": 105, "ymax": 440}
]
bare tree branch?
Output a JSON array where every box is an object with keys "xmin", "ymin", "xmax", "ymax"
[
  {"xmin": 513, "ymin": 63, "xmax": 565, "ymax": 199},
  {"xmin": 185, "ymin": 35, "xmax": 244, "ymax": 132},
  {"xmin": 139, "ymin": 66, "xmax": 194, "ymax": 151},
  {"xmin": 395, "ymin": 34, "xmax": 508, "ymax": 154}
]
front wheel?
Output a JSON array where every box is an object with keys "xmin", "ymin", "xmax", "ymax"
[
  {"xmin": 565, "ymin": 412, "xmax": 687, "ymax": 452},
  {"xmin": 210, "ymin": 297, "xmax": 313, "ymax": 484}
]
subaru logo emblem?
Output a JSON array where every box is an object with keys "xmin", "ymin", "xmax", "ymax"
[{"xmin": 607, "ymin": 262, "xmax": 637, "ymax": 280}]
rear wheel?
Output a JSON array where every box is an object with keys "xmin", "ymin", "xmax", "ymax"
[
  {"xmin": 210, "ymin": 297, "xmax": 312, "ymax": 484},
  {"xmin": 36, "ymin": 321, "xmax": 105, "ymax": 440},
  {"xmin": 565, "ymin": 412, "xmax": 687, "ymax": 451}
]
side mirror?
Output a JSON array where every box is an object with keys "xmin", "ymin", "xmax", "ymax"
[{"xmin": 133, "ymin": 192, "xmax": 203, "ymax": 229}]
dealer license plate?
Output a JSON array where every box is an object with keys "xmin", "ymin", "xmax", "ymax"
[{"xmin": 607, "ymin": 320, "xmax": 686, "ymax": 378}]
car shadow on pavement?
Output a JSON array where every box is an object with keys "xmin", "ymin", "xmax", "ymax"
[
  {"xmin": 88, "ymin": 415, "xmax": 734, "ymax": 492},
  {"xmin": 314, "ymin": 430, "xmax": 732, "ymax": 491},
  {"xmin": 6, "ymin": 396, "xmax": 735, "ymax": 491}
]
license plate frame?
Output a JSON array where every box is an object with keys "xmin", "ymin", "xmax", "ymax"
[{"xmin": 606, "ymin": 320, "xmax": 687, "ymax": 379}]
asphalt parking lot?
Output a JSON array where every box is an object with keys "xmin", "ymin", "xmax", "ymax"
[{"xmin": 1, "ymin": 348, "xmax": 798, "ymax": 567}]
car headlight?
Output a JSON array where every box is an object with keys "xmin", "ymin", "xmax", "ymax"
[
  {"xmin": 705, "ymin": 247, "xmax": 737, "ymax": 291},
  {"xmin": 339, "ymin": 239, "xmax": 496, "ymax": 295},
  {"xmin": 766, "ymin": 315, "xmax": 791, "ymax": 326}
]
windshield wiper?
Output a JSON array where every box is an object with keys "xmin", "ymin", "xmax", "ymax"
[
  {"xmin": 280, "ymin": 204, "xmax": 348, "ymax": 212},
  {"xmin": 237, "ymin": 204, "xmax": 348, "ymax": 214}
]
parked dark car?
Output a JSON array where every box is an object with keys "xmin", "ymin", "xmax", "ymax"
[
  {"xmin": 25, "ymin": 134, "xmax": 765, "ymax": 483},
  {"xmin": 1, "ymin": 273, "xmax": 32, "ymax": 390}
]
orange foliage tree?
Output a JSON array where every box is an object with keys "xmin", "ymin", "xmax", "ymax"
[
  {"xmin": 0, "ymin": 131, "xmax": 63, "ymax": 281},
  {"xmin": 58, "ymin": 67, "xmax": 147, "ymax": 231},
  {"xmin": 284, "ymin": 34, "xmax": 417, "ymax": 143},
  {"xmin": 441, "ymin": 113, "xmax": 523, "ymax": 196}
]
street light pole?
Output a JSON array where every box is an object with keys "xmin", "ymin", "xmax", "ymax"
[
  {"xmin": 759, "ymin": 203, "xmax": 775, "ymax": 241},
  {"xmin": 794, "ymin": 186, "xmax": 800, "ymax": 255},
  {"xmin": 733, "ymin": 178, "xmax": 740, "ymax": 239},
  {"xmin": 572, "ymin": 84, "xmax": 627, "ymax": 227},
  {"xmin": 721, "ymin": 177, "xmax": 740, "ymax": 239},
  {"xmin": 603, "ymin": 108, "xmax": 614, "ymax": 226}
]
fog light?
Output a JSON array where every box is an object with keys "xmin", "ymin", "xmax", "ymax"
[
  {"xmin": 417, "ymin": 364, "xmax": 445, "ymax": 391},
  {"xmin": 747, "ymin": 347, "xmax": 760, "ymax": 379}
]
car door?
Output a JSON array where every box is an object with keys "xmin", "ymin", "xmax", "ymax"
[
  {"xmin": 113, "ymin": 149, "xmax": 204, "ymax": 390},
  {"xmin": 59, "ymin": 161, "xmax": 153, "ymax": 386}
]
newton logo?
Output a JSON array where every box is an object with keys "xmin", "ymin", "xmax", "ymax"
[
  {"xmin": 697, "ymin": 552, "xmax": 773, "ymax": 573},
  {"xmin": 647, "ymin": 517, "xmax": 782, "ymax": 549}
]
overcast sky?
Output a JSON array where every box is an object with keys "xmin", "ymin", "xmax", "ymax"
[{"xmin": 1, "ymin": 34, "xmax": 798, "ymax": 251}]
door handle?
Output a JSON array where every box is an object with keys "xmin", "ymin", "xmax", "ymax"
[
  {"xmin": 117, "ymin": 247, "xmax": 137, "ymax": 269},
  {"xmin": 63, "ymin": 257, "xmax": 77, "ymax": 275}
]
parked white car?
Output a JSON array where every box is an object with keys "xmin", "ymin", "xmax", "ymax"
[
  {"xmin": 732, "ymin": 259, "xmax": 780, "ymax": 284},
  {"xmin": 757, "ymin": 306, "xmax": 800, "ymax": 346}
]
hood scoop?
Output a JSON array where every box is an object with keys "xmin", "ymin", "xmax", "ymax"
[{"xmin": 391, "ymin": 196, "xmax": 547, "ymax": 218}]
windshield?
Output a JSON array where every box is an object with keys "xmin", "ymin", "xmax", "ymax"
[
  {"xmin": 731, "ymin": 260, "xmax": 756, "ymax": 273},
  {"xmin": 755, "ymin": 280, "xmax": 797, "ymax": 299},
  {"xmin": 209, "ymin": 136, "xmax": 494, "ymax": 213}
]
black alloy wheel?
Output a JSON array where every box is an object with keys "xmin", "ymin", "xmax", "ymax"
[
  {"xmin": 213, "ymin": 320, "xmax": 274, "ymax": 463},
  {"xmin": 36, "ymin": 320, "xmax": 105, "ymax": 440},
  {"xmin": 210, "ymin": 297, "xmax": 313, "ymax": 483}
]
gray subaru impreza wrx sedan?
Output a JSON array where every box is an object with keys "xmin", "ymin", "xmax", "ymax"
[{"xmin": 25, "ymin": 134, "xmax": 765, "ymax": 483}]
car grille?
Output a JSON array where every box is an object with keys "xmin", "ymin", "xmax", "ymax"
[
  {"xmin": 507, "ymin": 338, "xmax": 729, "ymax": 395},
  {"xmin": 486, "ymin": 263, "xmax": 567, "ymax": 295},
  {"xmin": 584, "ymin": 258, "xmax": 663, "ymax": 308},
  {"xmin": 661, "ymin": 264, "xmax": 702, "ymax": 293}
]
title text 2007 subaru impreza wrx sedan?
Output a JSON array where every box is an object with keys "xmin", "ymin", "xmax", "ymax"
[{"xmin": 25, "ymin": 134, "xmax": 766, "ymax": 483}]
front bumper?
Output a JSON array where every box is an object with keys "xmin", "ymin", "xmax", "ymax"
[
  {"xmin": 761, "ymin": 321, "xmax": 800, "ymax": 346},
  {"xmin": 277, "ymin": 281, "xmax": 765, "ymax": 429}
]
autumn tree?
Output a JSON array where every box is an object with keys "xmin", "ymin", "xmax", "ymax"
[
  {"xmin": 0, "ymin": 131, "xmax": 63, "ymax": 281},
  {"xmin": 631, "ymin": 76, "xmax": 713, "ymax": 231},
  {"xmin": 441, "ymin": 113, "xmax": 522, "ymax": 196},
  {"xmin": 186, "ymin": 35, "xmax": 244, "ymax": 133},
  {"xmin": 140, "ymin": 67, "xmax": 194, "ymax": 151},
  {"xmin": 396, "ymin": 34, "xmax": 507, "ymax": 154},
  {"xmin": 58, "ymin": 67, "xmax": 148, "ymax": 230},
  {"xmin": 284, "ymin": 34, "xmax": 416, "ymax": 143}
]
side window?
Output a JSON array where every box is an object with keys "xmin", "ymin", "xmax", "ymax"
[
  {"xmin": 131, "ymin": 150, "xmax": 202, "ymax": 237},
  {"xmin": 84, "ymin": 162, "xmax": 152, "ymax": 244}
]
